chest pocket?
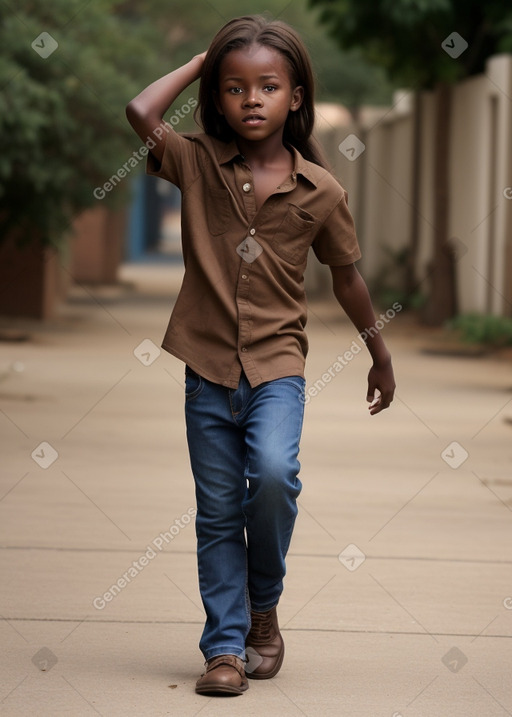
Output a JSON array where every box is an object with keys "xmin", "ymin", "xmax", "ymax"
[
  {"xmin": 205, "ymin": 188, "xmax": 232, "ymax": 236},
  {"xmin": 269, "ymin": 204, "xmax": 318, "ymax": 265}
]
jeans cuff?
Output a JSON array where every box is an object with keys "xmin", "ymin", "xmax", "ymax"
[
  {"xmin": 203, "ymin": 646, "xmax": 246, "ymax": 662},
  {"xmin": 250, "ymin": 599, "xmax": 280, "ymax": 613}
]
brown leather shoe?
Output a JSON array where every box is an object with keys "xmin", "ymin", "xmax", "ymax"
[
  {"xmin": 195, "ymin": 654, "xmax": 248, "ymax": 695},
  {"xmin": 245, "ymin": 606, "xmax": 284, "ymax": 679}
]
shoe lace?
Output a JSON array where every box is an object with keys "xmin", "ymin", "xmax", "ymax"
[{"xmin": 249, "ymin": 610, "xmax": 274, "ymax": 642}]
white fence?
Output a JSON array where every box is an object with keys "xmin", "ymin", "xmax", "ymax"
[{"xmin": 314, "ymin": 54, "xmax": 512, "ymax": 317}]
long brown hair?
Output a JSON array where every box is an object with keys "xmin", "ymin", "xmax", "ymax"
[{"xmin": 196, "ymin": 15, "xmax": 328, "ymax": 168}]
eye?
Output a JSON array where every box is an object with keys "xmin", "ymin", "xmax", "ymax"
[
  {"xmin": 228, "ymin": 87, "xmax": 243, "ymax": 95},
  {"xmin": 264, "ymin": 85, "xmax": 277, "ymax": 92}
]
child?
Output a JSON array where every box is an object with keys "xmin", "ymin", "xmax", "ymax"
[{"xmin": 126, "ymin": 14, "xmax": 395, "ymax": 696}]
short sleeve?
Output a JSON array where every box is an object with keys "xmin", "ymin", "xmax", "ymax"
[
  {"xmin": 146, "ymin": 127, "xmax": 201, "ymax": 190},
  {"xmin": 312, "ymin": 190, "xmax": 362, "ymax": 266}
]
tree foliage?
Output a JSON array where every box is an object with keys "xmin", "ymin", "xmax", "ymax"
[
  {"xmin": 0, "ymin": 0, "xmax": 166, "ymax": 245},
  {"xmin": 123, "ymin": 0, "xmax": 395, "ymax": 108},
  {"xmin": 308, "ymin": 0, "xmax": 512, "ymax": 88},
  {"xmin": 0, "ymin": 0, "xmax": 396, "ymax": 248}
]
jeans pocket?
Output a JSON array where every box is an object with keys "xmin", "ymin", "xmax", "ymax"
[
  {"xmin": 274, "ymin": 375, "xmax": 306, "ymax": 403},
  {"xmin": 276, "ymin": 375, "xmax": 305, "ymax": 390},
  {"xmin": 185, "ymin": 366, "xmax": 204, "ymax": 400}
]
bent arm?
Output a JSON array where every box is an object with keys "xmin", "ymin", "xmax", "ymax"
[
  {"xmin": 330, "ymin": 263, "xmax": 396, "ymax": 414},
  {"xmin": 125, "ymin": 53, "xmax": 205, "ymax": 163}
]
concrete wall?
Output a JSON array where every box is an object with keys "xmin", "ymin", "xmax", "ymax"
[{"xmin": 315, "ymin": 54, "xmax": 512, "ymax": 317}]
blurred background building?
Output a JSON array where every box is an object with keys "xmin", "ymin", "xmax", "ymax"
[{"xmin": 1, "ymin": 0, "xmax": 512, "ymax": 340}]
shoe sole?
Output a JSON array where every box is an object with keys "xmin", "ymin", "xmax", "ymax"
[{"xmin": 195, "ymin": 683, "xmax": 248, "ymax": 696}]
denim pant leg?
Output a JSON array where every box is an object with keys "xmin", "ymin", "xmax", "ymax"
[
  {"xmin": 241, "ymin": 376, "xmax": 305, "ymax": 612},
  {"xmin": 184, "ymin": 368, "xmax": 305, "ymax": 660},
  {"xmin": 184, "ymin": 369, "xmax": 249, "ymax": 661}
]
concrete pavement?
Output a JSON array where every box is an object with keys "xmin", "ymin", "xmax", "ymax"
[{"xmin": 1, "ymin": 261, "xmax": 511, "ymax": 716}]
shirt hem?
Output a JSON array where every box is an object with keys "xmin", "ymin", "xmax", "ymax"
[{"xmin": 161, "ymin": 343, "xmax": 305, "ymax": 389}]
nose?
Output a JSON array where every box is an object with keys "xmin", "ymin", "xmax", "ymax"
[{"xmin": 243, "ymin": 88, "xmax": 262, "ymax": 107}]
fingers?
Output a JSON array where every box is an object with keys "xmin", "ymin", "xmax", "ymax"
[
  {"xmin": 367, "ymin": 388, "xmax": 380, "ymax": 406},
  {"xmin": 367, "ymin": 363, "xmax": 395, "ymax": 415},
  {"xmin": 367, "ymin": 390, "xmax": 383, "ymax": 415},
  {"xmin": 368, "ymin": 393, "xmax": 392, "ymax": 415},
  {"xmin": 367, "ymin": 384, "xmax": 394, "ymax": 415}
]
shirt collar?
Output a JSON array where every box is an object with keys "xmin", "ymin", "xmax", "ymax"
[
  {"xmin": 216, "ymin": 138, "xmax": 319, "ymax": 188},
  {"xmin": 217, "ymin": 138, "xmax": 244, "ymax": 165},
  {"xmin": 288, "ymin": 145, "xmax": 319, "ymax": 188}
]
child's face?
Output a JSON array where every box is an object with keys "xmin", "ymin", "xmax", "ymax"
[{"xmin": 215, "ymin": 43, "xmax": 303, "ymax": 145}]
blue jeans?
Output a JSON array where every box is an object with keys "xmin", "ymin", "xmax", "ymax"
[{"xmin": 184, "ymin": 367, "xmax": 305, "ymax": 661}]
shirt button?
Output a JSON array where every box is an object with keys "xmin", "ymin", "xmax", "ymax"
[
  {"xmin": 249, "ymin": 228, "xmax": 256, "ymax": 236},
  {"xmin": 241, "ymin": 274, "xmax": 248, "ymax": 280},
  {"xmin": 241, "ymin": 346, "xmax": 247, "ymax": 352},
  {"xmin": 242, "ymin": 182, "xmax": 251, "ymax": 193}
]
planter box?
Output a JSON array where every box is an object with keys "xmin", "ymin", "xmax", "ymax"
[
  {"xmin": 71, "ymin": 206, "xmax": 126, "ymax": 284},
  {"xmin": 0, "ymin": 233, "xmax": 61, "ymax": 320}
]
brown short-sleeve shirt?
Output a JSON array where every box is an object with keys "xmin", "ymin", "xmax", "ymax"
[{"xmin": 147, "ymin": 128, "xmax": 361, "ymax": 388}]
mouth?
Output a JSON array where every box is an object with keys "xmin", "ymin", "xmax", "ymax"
[{"xmin": 242, "ymin": 114, "xmax": 266, "ymax": 125}]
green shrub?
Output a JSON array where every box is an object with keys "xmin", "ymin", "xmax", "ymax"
[
  {"xmin": 447, "ymin": 313, "xmax": 512, "ymax": 347},
  {"xmin": 0, "ymin": 0, "xmax": 168, "ymax": 247}
]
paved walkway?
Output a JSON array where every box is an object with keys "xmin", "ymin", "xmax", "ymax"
[{"xmin": 1, "ymin": 262, "xmax": 511, "ymax": 716}]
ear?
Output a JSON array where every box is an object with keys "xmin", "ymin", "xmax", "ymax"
[
  {"xmin": 213, "ymin": 90, "xmax": 224, "ymax": 116},
  {"xmin": 290, "ymin": 86, "xmax": 304, "ymax": 112}
]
